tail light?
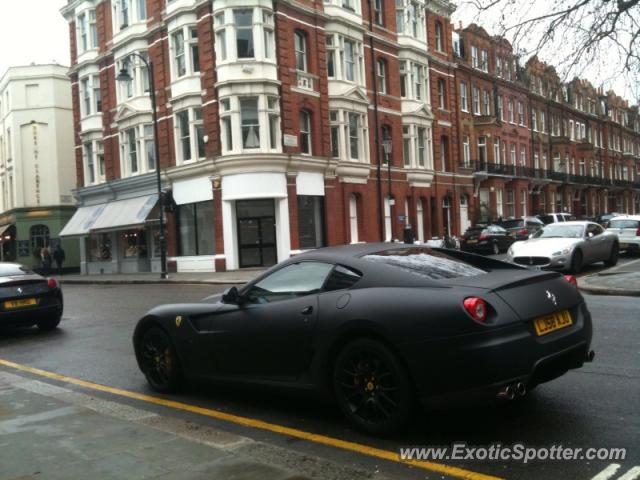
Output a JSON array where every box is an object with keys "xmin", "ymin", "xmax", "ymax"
[
  {"xmin": 564, "ymin": 275, "xmax": 578, "ymax": 287},
  {"xmin": 47, "ymin": 278, "xmax": 58, "ymax": 289},
  {"xmin": 636, "ymin": 227, "xmax": 640, "ymax": 236},
  {"xmin": 517, "ymin": 228, "xmax": 528, "ymax": 236},
  {"xmin": 463, "ymin": 297, "xmax": 488, "ymax": 323},
  {"xmin": 479, "ymin": 232, "xmax": 489, "ymax": 240}
]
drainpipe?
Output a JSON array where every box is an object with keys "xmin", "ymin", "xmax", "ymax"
[{"xmin": 367, "ymin": 0, "xmax": 385, "ymax": 242}]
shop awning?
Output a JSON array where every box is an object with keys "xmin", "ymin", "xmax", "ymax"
[
  {"xmin": 90, "ymin": 194, "xmax": 158, "ymax": 232},
  {"xmin": 59, "ymin": 204, "xmax": 107, "ymax": 237}
]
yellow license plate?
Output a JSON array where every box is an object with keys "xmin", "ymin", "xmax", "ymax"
[
  {"xmin": 534, "ymin": 310, "xmax": 573, "ymax": 336},
  {"xmin": 467, "ymin": 239, "xmax": 478, "ymax": 244},
  {"xmin": 4, "ymin": 298, "xmax": 38, "ymax": 309}
]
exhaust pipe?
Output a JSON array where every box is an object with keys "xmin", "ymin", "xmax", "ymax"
[
  {"xmin": 516, "ymin": 382, "xmax": 527, "ymax": 397},
  {"xmin": 585, "ymin": 350, "xmax": 595, "ymax": 363},
  {"xmin": 497, "ymin": 385, "xmax": 515, "ymax": 400}
]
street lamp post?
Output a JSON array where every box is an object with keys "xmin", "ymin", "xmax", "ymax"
[
  {"xmin": 382, "ymin": 137, "xmax": 393, "ymax": 241},
  {"xmin": 116, "ymin": 54, "xmax": 168, "ymax": 279}
]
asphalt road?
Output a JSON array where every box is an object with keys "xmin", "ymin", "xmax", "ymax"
[{"xmin": 0, "ymin": 263, "xmax": 638, "ymax": 480}]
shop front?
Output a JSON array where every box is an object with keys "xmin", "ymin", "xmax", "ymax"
[{"xmin": 60, "ymin": 194, "xmax": 160, "ymax": 274}]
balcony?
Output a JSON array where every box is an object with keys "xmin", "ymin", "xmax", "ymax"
[
  {"xmin": 576, "ymin": 140, "xmax": 594, "ymax": 152},
  {"xmin": 472, "ymin": 114, "xmax": 497, "ymax": 126},
  {"xmin": 293, "ymin": 71, "xmax": 319, "ymax": 94},
  {"xmin": 550, "ymin": 135, "xmax": 571, "ymax": 146}
]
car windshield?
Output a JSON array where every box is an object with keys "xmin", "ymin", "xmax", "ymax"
[
  {"xmin": 0, "ymin": 264, "xmax": 31, "ymax": 277},
  {"xmin": 362, "ymin": 247, "xmax": 487, "ymax": 280},
  {"xmin": 533, "ymin": 224, "xmax": 584, "ymax": 239},
  {"xmin": 608, "ymin": 219, "xmax": 639, "ymax": 229},
  {"xmin": 499, "ymin": 219, "xmax": 523, "ymax": 229}
]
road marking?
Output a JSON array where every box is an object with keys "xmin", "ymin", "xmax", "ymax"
[
  {"xmin": 619, "ymin": 467, "xmax": 640, "ymax": 480},
  {"xmin": 592, "ymin": 464, "xmax": 622, "ymax": 480},
  {"xmin": 0, "ymin": 358, "xmax": 501, "ymax": 480}
]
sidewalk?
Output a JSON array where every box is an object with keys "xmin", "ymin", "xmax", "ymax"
[
  {"xmin": 0, "ymin": 370, "xmax": 379, "ymax": 480},
  {"xmin": 55, "ymin": 269, "xmax": 265, "ymax": 286},
  {"xmin": 578, "ymin": 257, "xmax": 640, "ymax": 296}
]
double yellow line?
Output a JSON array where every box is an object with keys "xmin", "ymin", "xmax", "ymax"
[{"xmin": 0, "ymin": 358, "xmax": 502, "ymax": 480}]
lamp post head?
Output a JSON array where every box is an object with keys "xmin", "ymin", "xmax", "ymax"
[
  {"xmin": 116, "ymin": 67, "xmax": 132, "ymax": 83},
  {"xmin": 382, "ymin": 138, "xmax": 392, "ymax": 156}
]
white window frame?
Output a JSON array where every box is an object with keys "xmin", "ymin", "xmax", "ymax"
[
  {"xmin": 170, "ymin": 26, "xmax": 200, "ymax": 80},
  {"xmin": 460, "ymin": 82, "xmax": 468, "ymax": 112},
  {"xmin": 213, "ymin": 8, "xmax": 275, "ymax": 64},
  {"xmin": 112, "ymin": 0, "xmax": 146, "ymax": 34},
  {"xmin": 115, "ymin": 52, "xmax": 150, "ymax": 103},
  {"xmin": 174, "ymin": 107, "xmax": 205, "ymax": 164},
  {"xmin": 219, "ymin": 95, "xmax": 281, "ymax": 155},
  {"xmin": 472, "ymin": 86, "xmax": 480, "ymax": 115},
  {"xmin": 325, "ymin": 33, "xmax": 365, "ymax": 86},
  {"xmin": 462, "ymin": 135, "xmax": 470, "ymax": 167},
  {"xmin": 79, "ymin": 74, "xmax": 101, "ymax": 118},
  {"xmin": 471, "ymin": 45, "xmax": 478, "ymax": 68}
]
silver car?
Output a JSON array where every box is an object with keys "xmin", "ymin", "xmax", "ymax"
[{"xmin": 506, "ymin": 221, "xmax": 619, "ymax": 273}]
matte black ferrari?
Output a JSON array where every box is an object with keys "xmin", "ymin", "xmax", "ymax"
[
  {"xmin": 0, "ymin": 263, "xmax": 63, "ymax": 331},
  {"xmin": 133, "ymin": 244, "xmax": 594, "ymax": 434}
]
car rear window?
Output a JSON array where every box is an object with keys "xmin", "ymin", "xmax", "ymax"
[
  {"xmin": 609, "ymin": 219, "xmax": 640, "ymax": 229},
  {"xmin": 362, "ymin": 247, "xmax": 487, "ymax": 280},
  {"xmin": 499, "ymin": 219, "xmax": 524, "ymax": 229},
  {"xmin": 0, "ymin": 264, "xmax": 31, "ymax": 277}
]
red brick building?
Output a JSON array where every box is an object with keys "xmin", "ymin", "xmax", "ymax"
[{"xmin": 59, "ymin": 0, "xmax": 640, "ymax": 273}]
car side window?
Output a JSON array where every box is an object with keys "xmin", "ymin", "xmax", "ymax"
[
  {"xmin": 592, "ymin": 224, "xmax": 604, "ymax": 235},
  {"xmin": 586, "ymin": 224, "xmax": 601, "ymax": 237},
  {"xmin": 243, "ymin": 262, "xmax": 334, "ymax": 304},
  {"xmin": 323, "ymin": 265, "xmax": 362, "ymax": 292}
]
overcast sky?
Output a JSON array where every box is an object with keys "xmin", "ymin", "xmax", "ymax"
[
  {"xmin": 0, "ymin": 0, "xmax": 70, "ymax": 78},
  {"xmin": 0, "ymin": 0, "xmax": 635, "ymax": 103}
]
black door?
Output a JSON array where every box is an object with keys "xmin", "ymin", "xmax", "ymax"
[
  {"xmin": 193, "ymin": 261, "xmax": 335, "ymax": 379},
  {"xmin": 237, "ymin": 200, "xmax": 277, "ymax": 268}
]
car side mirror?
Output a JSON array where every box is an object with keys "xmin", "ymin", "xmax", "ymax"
[{"xmin": 222, "ymin": 286, "xmax": 240, "ymax": 304}]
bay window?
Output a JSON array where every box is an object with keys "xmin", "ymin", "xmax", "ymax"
[
  {"xmin": 325, "ymin": 33, "xmax": 364, "ymax": 84},
  {"xmin": 80, "ymin": 75, "xmax": 101, "ymax": 117},
  {"xmin": 77, "ymin": 12, "xmax": 88, "ymax": 52},
  {"xmin": 175, "ymin": 107, "xmax": 205, "ymax": 163},
  {"xmin": 116, "ymin": 52, "xmax": 150, "ymax": 102},
  {"xmin": 213, "ymin": 8, "xmax": 275, "ymax": 63},
  {"xmin": 219, "ymin": 95, "xmax": 281, "ymax": 154},
  {"xmin": 396, "ymin": 0, "xmax": 425, "ymax": 40},
  {"xmin": 83, "ymin": 140, "xmax": 106, "ymax": 186},
  {"xmin": 399, "ymin": 59, "xmax": 428, "ymax": 102},
  {"xmin": 171, "ymin": 26, "xmax": 200, "ymax": 79},
  {"xmin": 112, "ymin": 0, "xmax": 146, "ymax": 33},
  {"xmin": 402, "ymin": 124, "xmax": 433, "ymax": 169},
  {"xmin": 327, "ymin": 109, "xmax": 368, "ymax": 162}
]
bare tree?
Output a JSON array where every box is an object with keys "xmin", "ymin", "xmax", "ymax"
[{"xmin": 457, "ymin": 0, "xmax": 640, "ymax": 101}]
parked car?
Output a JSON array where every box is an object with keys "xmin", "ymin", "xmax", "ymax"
[
  {"xmin": 133, "ymin": 243, "xmax": 594, "ymax": 434},
  {"xmin": 537, "ymin": 213, "xmax": 574, "ymax": 224},
  {"xmin": 460, "ymin": 225, "xmax": 515, "ymax": 255},
  {"xmin": 595, "ymin": 212, "xmax": 621, "ymax": 228},
  {"xmin": 497, "ymin": 217, "xmax": 545, "ymax": 240},
  {"xmin": 606, "ymin": 215, "xmax": 640, "ymax": 254},
  {"xmin": 506, "ymin": 221, "xmax": 619, "ymax": 273},
  {"xmin": 0, "ymin": 262, "xmax": 63, "ymax": 331}
]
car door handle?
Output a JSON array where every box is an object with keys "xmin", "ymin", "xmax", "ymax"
[{"xmin": 300, "ymin": 306, "xmax": 313, "ymax": 315}]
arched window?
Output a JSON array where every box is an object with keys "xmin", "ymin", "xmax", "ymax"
[
  {"xmin": 437, "ymin": 79, "xmax": 446, "ymax": 109},
  {"xmin": 349, "ymin": 194, "xmax": 359, "ymax": 243},
  {"xmin": 30, "ymin": 225, "xmax": 50, "ymax": 255},
  {"xmin": 299, "ymin": 110, "xmax": 312, "ymax": 155},
  {"xmin": 376, "ymin": 58, "xmax": 387, "ymax": 94},
  {"xmin": 294, "ymin": 30, "xmax": 308, "ymax": 72},
  {"xmin": 435, "ymin": 21, "xmax": 443, "ymax": 52}
]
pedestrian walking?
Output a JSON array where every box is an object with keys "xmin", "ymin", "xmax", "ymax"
[
  {"xmin": 53, "ymin": 244, "xmax": 66, "ymax": 276},
  {"xmin": 41, "ymin": 246, "xmax": 52, "ymax": 275}
]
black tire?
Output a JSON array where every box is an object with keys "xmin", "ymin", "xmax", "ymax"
[
  {"xmin": 37, "ymin": 313, "xmax": 61, "ymax": 332},
  {"xmin": 604, "ymin": 243, "xmax": 619, "ymax": 267},
  {"xmin": 333, "ymin": 338, "xmax": 414, "ymax": 435},
  {"xmin": 571, "ymin": 250, "xmax": 583, "ymax": 274},
  {"xmin": 138, "ymin": 326, "xmax": 182, "ymax": 393},
  {"xmin": 492, "ymin": 241, "xmax": 500, "ymax": 255}
]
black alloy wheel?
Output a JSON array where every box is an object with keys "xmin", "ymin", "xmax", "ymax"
[
  {"xmin": 571, "ymin": 250, "xmax": 583, "ymax": 274},
  {"xmin": 604, "ymin": 243, "xmax": 619, "ymax": 267},
  {"xmin": 333, "ymin": 338, "xmax": 413, "ymax": 435},
  {"xmin": 139, "ymin": 327, "xmax": 182, "ymax": 393}
]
